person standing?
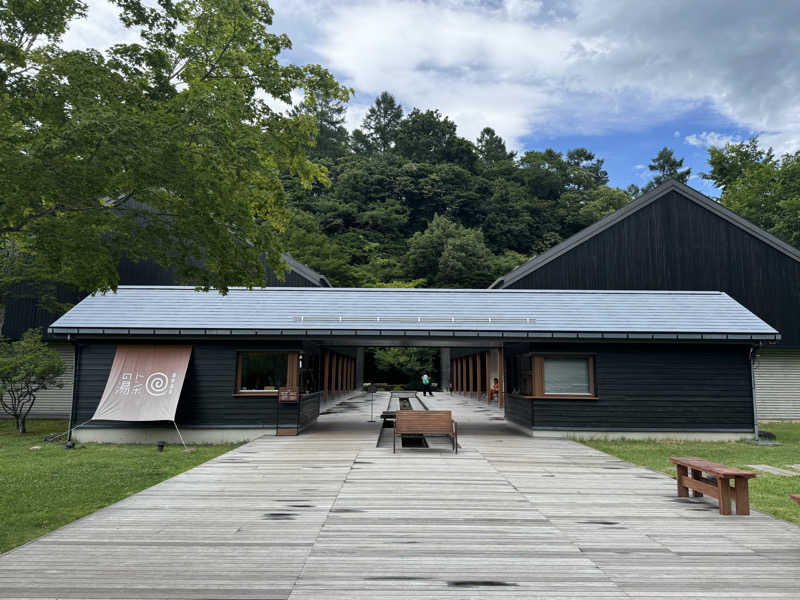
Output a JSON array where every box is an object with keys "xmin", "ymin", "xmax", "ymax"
[{"xmin": 421, "ymin": 373, "xmax": 431, "ymax": 396}]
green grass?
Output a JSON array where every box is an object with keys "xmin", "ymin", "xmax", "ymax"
[
  {"xmin": 582, "ymin": 422, "xmax": 800, "ymax": 526},
  {"xmin": 0, "ymin": 419, "xmax": 239, "ymax": 554}
]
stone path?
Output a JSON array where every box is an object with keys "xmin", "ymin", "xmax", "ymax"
[{"xmin": 2, "ymin": 392, "xmax": 800, "ymax": 598}]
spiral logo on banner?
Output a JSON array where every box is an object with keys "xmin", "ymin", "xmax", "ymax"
[{"xmin": 145, "ymin": 372, "xmax": 170, "ymax": 396}]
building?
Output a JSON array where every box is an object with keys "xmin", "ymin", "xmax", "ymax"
[
  {"xmin": 48, "ymin": 286, "xmax": 776, "ymax": 442},
  {"xmin": 2, "ymin": 254, "xmax": 331, "ymax": 419},
  {"xmin": 491, "ymin": 180, "xmax": 800, "ymax": 421}
]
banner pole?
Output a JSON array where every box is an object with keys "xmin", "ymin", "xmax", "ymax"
[{"xmin": 173, "ymin": 421, "xmax": 187, "ymax": 450}]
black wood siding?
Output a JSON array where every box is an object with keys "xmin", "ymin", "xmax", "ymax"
[
  {"xmin": 505, "ymin": 342, "xmax": 753, "ymax": 431},
  {"xmin": 504, "ymin": 394, "xmax": 533, "ymax": 430},
  {"xmin": 74, "ymin": 341, "xmax": 319, "ymax": 428},
  {"xmin": 506, "ymin": 191, "xmax": 800, "ymax": 346}
]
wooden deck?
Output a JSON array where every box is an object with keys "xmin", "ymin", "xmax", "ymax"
[{"xmin": 2, "ymin": 392, "xmax": 800, "ymax": 598}]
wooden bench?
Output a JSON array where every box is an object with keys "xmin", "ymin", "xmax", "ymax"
[
  {"xmin": 393, "ymin": 410, "xmax": 458, "ymax": 454},
  {"xmin": 790, "ymin": 494, "xmax": 800, "ymax": 505},
  {"xmin": 670, "ymin": 457, "xmax": 756, "ymax": 515}
]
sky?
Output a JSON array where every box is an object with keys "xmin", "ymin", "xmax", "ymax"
[{"xmin": 62, "ymin": 0, "xmax": 800, "ymax": 196}]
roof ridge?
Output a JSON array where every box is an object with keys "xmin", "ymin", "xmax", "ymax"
[{"xmin": 111, "ymin": 286, "xmax": 725, "ymax": 295}]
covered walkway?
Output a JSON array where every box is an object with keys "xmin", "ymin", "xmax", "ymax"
[{"xmin": 2, "ymin": 393, "xmax": 799, "ymax": 598}]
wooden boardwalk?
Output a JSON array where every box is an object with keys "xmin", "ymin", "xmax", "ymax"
[{"xmin": 2, "ymin": 392, "xmax": 800, "ymax": 598}]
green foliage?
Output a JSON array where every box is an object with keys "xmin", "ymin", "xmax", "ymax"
[
  {"xmin": 370, "ymin": 347, "xmax": 438, "ymax": 386},
  {"xmin": 0, "ymin": 0, "xmax": 348, "ymax": 310},
  {"xmin": 717, "ymin": 149, "xmax": 800, "ymax": 247},
  {"xmin": 0, "ymin": 330, "xmax": 65, "ymax": 433},
  {"xmin": 356, "ymin": 91, "xmax": 403, "ymax": 153},
  {"xmin": 703, "ymin": 137, "xmax": 773, "ymax": 190},
  {"xmin": 0, "ymin": 418, "xmax": 238, "ymax": 553},
  {"xmin": 643, "ymin": 147, "xmax": 691, "ymax": 192},
  {"xmin": 281, "ymin": 90, "xmax": 637, "ymax": 289}
]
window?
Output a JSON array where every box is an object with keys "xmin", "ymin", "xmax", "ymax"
[
  {"xmin": 236, "ymin": 352, "xmax": 289, "ymax": 394},
  {"xmin": 529, "ymin": 355, "xmax": 596, "ymax": 399},
  {"xmin": 543, "ymin": 358, "xmax": 591, "ymax": 395}
]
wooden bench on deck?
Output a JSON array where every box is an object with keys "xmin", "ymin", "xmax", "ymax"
[
  {"xmin": 393, "ymin": 410, "xmax": 458, "ymax": 454},
  {"xmin": 670, "ymin": 457, "xmax": 756, "ymax": 515}
]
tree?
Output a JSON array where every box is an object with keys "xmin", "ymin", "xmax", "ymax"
[
  {"xmin": 0, "ymin": 0, "xmax": 349, "ymax": 312},
  {"xmin": 371, "ymin": 348, "xmax": 438, "ymax": 387},
  {"xmin": 476, "ymin": 127, "xmax": 515, "ymax": 166},
  {"xmin": 290, "ymin": 91, "xmax": 350, "ymax": 161},
  {"xmin": 0, "ymin": 330, "xmax": 65, "ymax": 433},
  {"xmin": 703, "ymin": 137, "xmax": 774, "ymax": 190},
  {"xmin": 405, "ymin": 214, "xmax": 462, "ymax": 282},
  {"xmin": 359, "ymin": 91, "xmax": 404, "ymax": 153},
  {"xmin": 395, "ymin": 108, "xmax": 478, "ymax": 171},
  {"xmin": 437, "ymin": 228, "xmax": 495, "ymax": 288},
  {"xmin": 643, "ymin": 147, "xmax": 691, "ymax": 192},
  {"xmin": 719, "ymin": 151, "xmax": 800, "ymax": 247}
]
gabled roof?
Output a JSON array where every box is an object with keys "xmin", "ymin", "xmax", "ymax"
[
  {"xmin": 490, "ymin": 180, "xmax": 800, "ymax": 289},
  {"xmin": 281, "ymin": 253, "xmax": 332, "ymax": 287},
  {"xmin": 49, "ymin": 286, "xmax": 778, "ymax": 341}
]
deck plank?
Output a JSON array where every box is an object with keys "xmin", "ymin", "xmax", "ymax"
[{"xmin": 2, "ymin": 391, "xmax": 799, "ymax": 598}]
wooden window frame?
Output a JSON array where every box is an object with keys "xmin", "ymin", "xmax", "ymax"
[
  {"xmin": 233, "ymin": 351, "xmax": 299, "ymax": 397},
  {"xmin": 526, "ymin": 354, "xmax": 597, "ymax": 400}
]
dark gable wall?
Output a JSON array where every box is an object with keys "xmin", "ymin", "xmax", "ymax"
[
  {"xmin": 504, "ymin": 342, "xmax": 754, "ymax": 431},
  {"xmin": 505, "ymin": 190, "xmax": 800, "ymax": 346},
  {"xmin": 74, "ymin": 341, "xmax": 308, "ymax": 428}
]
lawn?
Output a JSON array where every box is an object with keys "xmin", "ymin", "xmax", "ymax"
[
  {"xmin": 0, "ymin": 419, "xmax": 239, "ymax": 554},
  {"xmin": 582, "ymin": 422, "xmax": 800, "ymax": 526}
]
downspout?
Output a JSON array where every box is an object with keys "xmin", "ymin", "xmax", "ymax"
[
  {"xmin": 67, "ymin": 339, "xmax": 81, "ymax": 443},
  {"xmin": 749, "ymin": 344, "xmax": 761, "ymax": 443}
]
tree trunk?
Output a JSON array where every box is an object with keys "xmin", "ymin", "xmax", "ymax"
[{"xmin": 16, "ymin": 416, "xmax": 26, "ymax": 434}]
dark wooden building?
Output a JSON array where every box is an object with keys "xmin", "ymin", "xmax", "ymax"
[
  {"xmin": 3, "ymin": 254, "xmax": 331, "ymax": 418},
  {"xmin": 48, "ymin": 287, "xmax": 776, "ymax": 442},
  {"xmin": 491, "ymin": 181, "xmax": 800, "ymax": 420}
]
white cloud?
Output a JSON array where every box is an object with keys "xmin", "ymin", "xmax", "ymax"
[
  {"xmin": 57, "ymin": 0, "xmax": 800, "ymax": 153},
  {"xmin": 685, "ymin": 131, "xmax": 741, "ymax": 148}
]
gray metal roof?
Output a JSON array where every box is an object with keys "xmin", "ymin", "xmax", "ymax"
[
  {"xmin": 48, "ymin": 287, "xmax": 779, "ymax": 341},
  {"xmin": 490, "ymin": 180, "xmax": 800, "ymax": 289}
]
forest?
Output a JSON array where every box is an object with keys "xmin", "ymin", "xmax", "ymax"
[{"xmin": 280, "ymin": 92, "xmax": 800, "ymax": 290}]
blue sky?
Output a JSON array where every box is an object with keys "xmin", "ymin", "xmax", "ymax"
[{"xmin": 64, "ymin": 0, "xmax": 800, "ymax": 197}]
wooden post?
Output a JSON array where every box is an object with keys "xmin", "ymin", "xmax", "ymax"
[
  {"xmin": 337, "ymin": 354, "xmax": 343, "ymax": 395},
  {"xmin": 323, "ymin": 351, "xmax": 330, "ymax": 404},
  {"xmin": 676, "ymin": 464, "xmax": 689, "ymax": 497},
  {"xmin": 498, "ymin": 347, "xmax": 504, "ymax": 408},
  {"xmin": 734, "ymin": 477, "xmax": 750, "ymax": 515},
  {"xmin": 333, "ymin": 354, "xmax": 339, "ymax": 396},
  {"xmin": 717, "ymin": 478, "xmax": 732, "ymax": 515},
  {"xmin": 467, "ymin": 355, "xmax": 473, "ymax": 398},
  {"xmin": 691, "ymin": 469, "xmax": 704, "ymax": 498},
  {"xmin": 486, "ymin": 350, "xmax": 491, "ymax": 403}
]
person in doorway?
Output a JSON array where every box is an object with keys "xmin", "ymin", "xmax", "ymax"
[
  {"xmin": 421, "ymin": 373, "xmax": 432, "ymax": 396},
  {"xmin": 489, "ymin": 377, "xmax": 500, "ymax": 403},
  {"xmin": 448, "ymin": 382, "xmax": 454, "ymax": 396}
]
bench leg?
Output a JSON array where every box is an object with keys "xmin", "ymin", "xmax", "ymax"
[
  {"xmin": 734, "ymin": 478, "xmax": 750, "ymax": 515},
  {"xmin": 717, "ymin": 477, "xmax": 732, "ymax": 515},
  {"xmin": 676, "ymin": 465, "xmax": 689, "ymax": 497},
  {"xmin": 690, "ymin": 468, "xmax": 704, "ymax": 498}
]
